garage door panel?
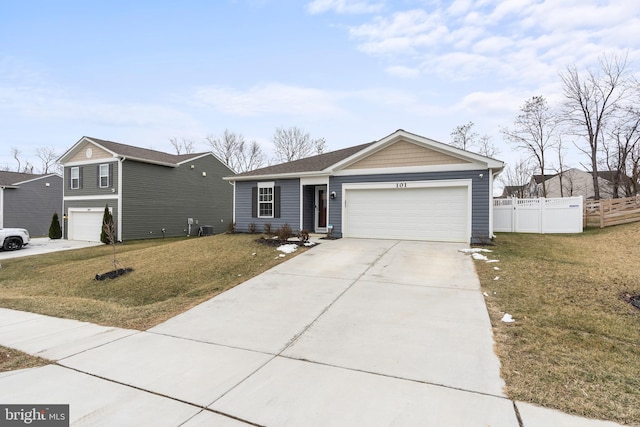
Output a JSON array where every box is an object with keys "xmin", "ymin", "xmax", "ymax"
[
  {"xmin": 69, "ymin": 211, "xmax": 104, "ymax": 242},
  {"xmin": 344, "ymin": 186, "xmax": 469, "ymax": 242}
]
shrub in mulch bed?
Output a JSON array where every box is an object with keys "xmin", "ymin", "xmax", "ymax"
[{"xmin": 95, "ymin": 268, "xmax": 134, "ymax": 281}]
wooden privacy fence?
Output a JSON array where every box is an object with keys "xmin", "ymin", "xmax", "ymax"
[
  {"xmin": 584, "ymin": 195, "xmax": 640, "ymax": 228},
  {"xmin": 494, "ymin": 197, "xmax": 583, "ymax": 234}
]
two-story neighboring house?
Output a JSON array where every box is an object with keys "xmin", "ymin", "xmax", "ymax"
[
  {"xmin": 0, "ymin": 171, "xmax": 63, "ymax": 237},
  {"xmin": 529, "ymin": 168, "xmax": 633, "ymax": 199},
  {"xmin": 57, "ymin": 136, "xmax": 235, "ymax": 242}
]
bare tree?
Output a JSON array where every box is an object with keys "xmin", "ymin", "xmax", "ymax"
[
  {"xmin": 35, "ymin": 147, "xmax": 59, "ymax": 174},
  {"xmin": 11, "ymin": 147, "xmax": 23, "ymax": 172},
  {"xmin": 450, "ymin": 121, "xmax": 478, "ymax": 150},
  {"xmin": 501, "ymin": 95, "xmax": 559, "ymax": 197},
  {"xmin": 272, "ymin": 126, "xmax": 324, "ymax": 163},
  {"xmin": 553, "ymin": 137, "xmax": 569, "ymax": 197},
  {"xmin": 603, "ymin": 107, "xmax": 640, "ymax": 197},
  {"xmin": 476, "ymin": 134, "xmax": 500, "ymax": 158},
  {"xmin": 500, "ymin": 158, "xmax": 534, "ymax": 198},
  {"xmin": 205, "ymin": 129, "xmax": 265, "ymax": 173},
  {"xmin": 237, "ymin": 140, "xmax": 266, "ymax": 172},
  {"xmin": 560, "ymin": 53, "xmax": 632, "ymax": 199},
  {"xmin": 169, "ymin": 137, "xmax": 196, "ymax": 155}
]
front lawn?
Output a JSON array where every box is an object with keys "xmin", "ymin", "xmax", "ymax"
[
  {"xmin": 0, "ymin": 233, "xmax": 308, "ymax": 330},
  {"xmin": 474, "ymin": 223, "xmax": 640, "ymax": 425}
]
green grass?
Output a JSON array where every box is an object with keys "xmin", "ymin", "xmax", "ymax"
[
  {"xmin": 0, "ymin": 233, "xmax": 307, "ymax": 330},
  {"xmin": 475, "ymin": 223, "xmax": 640, "ymax": 425}
]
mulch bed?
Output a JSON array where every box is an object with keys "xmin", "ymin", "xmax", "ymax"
[
  {"xmin": 95, "ymin": 268, "xmax": 134, "ymax": 281},
  {"xmin": 621, "ymin": 292, "xmax": 640, "ymax": 310}
]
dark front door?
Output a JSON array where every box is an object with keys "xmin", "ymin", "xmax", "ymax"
[{"xmin": 316, "ymin": 186, "xmax": 327, "ymax": 230}]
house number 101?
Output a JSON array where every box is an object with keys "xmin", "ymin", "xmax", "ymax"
[{"xmin": 396, "ymin": 182, "xmax": 407, "ymax": 188}]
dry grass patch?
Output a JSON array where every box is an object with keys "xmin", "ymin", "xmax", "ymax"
[
  {"xmin": 475, "ymin": 222, "xmax": 640, "ymax": 425},
  {"xmin": 0, "ymin": 234, "xmax": 309, "ymax": 330},
  {"xmin": 0, "ymin": 346, "xmax": 50, "ymax": 372}
]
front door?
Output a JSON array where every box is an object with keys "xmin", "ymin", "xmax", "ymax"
[{"xmin": 315, "ymin": 186, "xmax": 327, "ymax": 232}]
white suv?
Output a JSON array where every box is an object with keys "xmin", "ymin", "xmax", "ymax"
[{"xmin": 0, "ymin": 228, "xmax": 30, "ymax": 251}]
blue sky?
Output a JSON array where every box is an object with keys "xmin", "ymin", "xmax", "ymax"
[{"xmin": 1, "ymin": 0, "xmax": 639, "ymax": 178}]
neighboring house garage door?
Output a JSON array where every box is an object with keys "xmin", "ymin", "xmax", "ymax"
[
  {"xmin": 68, "ymin": 209, "xmax": 104, "ymax": 242},
  {"xmin": 343, "ymin": 181, "xmax": 471, "ymax": 242}
]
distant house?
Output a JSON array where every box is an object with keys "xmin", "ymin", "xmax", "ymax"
[
  {"xmin": 225, "ymin": 129, "xmax": 504, "ymax": 244},
  {"xmin": 0, "ymin": 171, "xmax": 63, "ymax": 237},
  {"xmin": 499, "ymin": 185, "xmax": 527, "ymax": 198},
  {"xmin": 57, "ymin": 136, "xmax": 235, "ymax": 242},
  {"xmin": 528, "ymin": 168, "xmax": 633, "ymax": 199}
]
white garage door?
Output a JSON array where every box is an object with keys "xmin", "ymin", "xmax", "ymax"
[
  {"xmin": 344, "ymin": 185, "xmax": 470, "ymax": 242},
  {"xmin": 69, "ymin": 210, "xmax": 104, "ymax": 242}
]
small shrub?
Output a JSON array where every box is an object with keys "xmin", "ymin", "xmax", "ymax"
[
  {"xmin": 248, "ymin": 223, "xmax": 257, "ymax": 234},
  {"xmin": 297, "ymin": 229, "xmax": 309, "ymax": 243},
  {"xmin": 100, "ymin": 204, "xmax": 115, "ymax": 244},
  {"xmin": 263, "ymin": 223, "xmax": 272, "ymax": 236},
  {"xmin": 227, "ymin": 222, "xmax": 236, "ymax": 234},
  {"xmin": 49, "ymin": 212, "xmax": 62, "ymax": 239},
  {"xmin": 277, "ymin": 224, "xmax": 292, "ymax": 243}
]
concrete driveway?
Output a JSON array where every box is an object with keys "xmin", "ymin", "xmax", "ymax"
[
  {"xmin": 0, "ymin": 237, "xmax": 102, "ymax": 260},
  {"xmin": 0, "ymin": 239, "xmax": 622, "ymax": 426}
]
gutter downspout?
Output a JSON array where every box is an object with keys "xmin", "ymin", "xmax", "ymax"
[
  {"xmin": 0, "ymin": 187, "xmax": 4, "ymax": 228},
  {"xmin": 118, "ymin": 157, "xmax": 124, "ymax": 241}
]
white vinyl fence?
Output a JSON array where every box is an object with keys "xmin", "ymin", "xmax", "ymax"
[{"xmin": 494, "ymin": 197, "xmax": 583, "ymax": 233}]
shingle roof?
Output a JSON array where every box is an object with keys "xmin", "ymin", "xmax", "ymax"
[
  {"xmin": 236, "ymin": 142, "xmax": 376, "ymax": 177},
  {"xmin": 0, "ymin": 171, "xmax": 49, "ymax": 186},
  {"xmin": 532, "ymin": 173, "xmax": 558, "ymax": 184},
  {"xmin": 84, "ymin": 137, "xmax": 208, "ymax": 165}
]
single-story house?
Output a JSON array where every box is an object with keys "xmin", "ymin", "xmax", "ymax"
[
  {"xmin": 57, "ymin": 136, "xmax": 235, "ymax": 242},
  {"xmin": 225, "ymin": 129, "xmax": 504, "ymax": 244},
  {"xmin": 0, "ymin": 171, "xmax": 63, "ymax": 237}
]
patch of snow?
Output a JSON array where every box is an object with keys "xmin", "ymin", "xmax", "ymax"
[
  {"xmin": 304, "ymin": 241, "xmax": 316, "ymax": 247},
  {"xmin": 486, "ymin": 259, "xmax": 500, "ymax": 263},
  {"xmin": 251, "ymin": 252, "xmax": 256, "ymax": 256},
  {"xmin": 471, "ymin": 253, "xmax": 489, "ymax": 261},
  {"xmin": 501, "ymin": 313, "xmax": 515, "ymax": 323},
  {"xmin": 483, "ymin": 292, "xmax": 489, "ymax": 297},
  {"xmin": 494, "ymin": 276, "xmax": 500, "ymax": 281},
  {"xmin": 459, "ymin": 248, "xmax": 492, "ymax": 254},
  {"xmin": 278, "ymin": 254, "xmax": 286, "ymax": 257},
  {"xmin": 493, "ymin": 266, "xmax": 500, "ymax": 271},
  {"xmin": 277, "ymin": 244, "xmax": 298, "ymax": 254}
]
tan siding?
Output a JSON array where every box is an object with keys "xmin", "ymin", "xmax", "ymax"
[
  {"xmin": 344, "ymin": 140, "xmax": 470, "ymax": 170},
  {"xmin": 68, "ymin": 142, "xmax": 114, "ymax": 163}
]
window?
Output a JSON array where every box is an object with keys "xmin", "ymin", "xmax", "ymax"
[
  {"xmin": 99, "ymin": 164, "xmax": 110, "ymax": 188},
  {"xmin": 70, "ymin": 167, "xmax": 80, "ymax": 189},
  {"xmin": 258, "ymin": 182, "xmax": 274, "ymax": 218}
]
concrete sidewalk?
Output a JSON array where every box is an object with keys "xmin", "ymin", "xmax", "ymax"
[{"xmin": 0, "ymin": 239, "xmax": 625, "ymax": 426}]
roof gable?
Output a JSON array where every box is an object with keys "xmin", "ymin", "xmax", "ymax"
[
  {"xmin": 58, "ymin": 136, "xmax": 212, "ymax": 167},
  {"xmin": 343, "ymin": 139, "xmax": 470, "ymax": 170}
]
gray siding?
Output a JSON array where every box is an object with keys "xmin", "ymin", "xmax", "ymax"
[
  {"xmin": 63, "ymin": 162, "xmax": 119, "ymax": 197},
  {"xmin": 329, "ymin": 170, "xmax": 491, "ymax": 243},
  {"xmin": 121, "ymin": 155, "xmax": 234, "ymax": 240},
  {"xmin": 3, "ymin": 175, "xmax": 63, "ymax": 237},
  {"xmin": 235, "ymin": 179, "xmax": 300, "ymax": 233}
]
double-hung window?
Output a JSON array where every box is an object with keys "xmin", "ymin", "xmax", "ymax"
[
  {"xmin": 258, "ymin": 182, "xmax": 274, "ymax": 218},
  {"xmin": 99, "ymin": 164, "xmax": 110, "ymax": 188},
  {"xmin": 70, "ymin": 167, "xmax": 80, "ymax": 189}
]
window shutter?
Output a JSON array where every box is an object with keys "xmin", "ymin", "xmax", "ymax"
[
  {"xmin": 68, "ymin": 168, "xmax": 72, "ymax": 189},
  {"xmin": 109, "ymin": 163, "xmax": 114, "ymax": 187},
  {"xmin": 274, "ymin": 186, "xmax": 281, "ymax": 218},
  {"xmin": 79, "ymin": 167, "xmax": 83, "ymax": 189},
  {"xmin": 97, "ymin": 165, "xmax": 100, "ymax": 187},
  {"xmin": 251, "ymin": 187, "xmax": 257, "ymax": 218}
]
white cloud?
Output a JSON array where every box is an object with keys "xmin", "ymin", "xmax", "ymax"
[
  {"xmin": 307, "ymin": 0, "xmax": 384, "ymax": 14},
  {"xmin": 385, "ymin": 65, "xmax": 420, "ymax": 77},
  {"xmin": 192, "ymin": 83, "xmax": 346, "ymax": 118}
]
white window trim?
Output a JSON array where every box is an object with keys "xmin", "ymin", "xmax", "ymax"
[
  {"xmin": 99, "ymin": 164, "xmax": 110, "ymax": 188},
  {"xmin": 258, "ymin": 181, "xmax": 274, "ymax": 218},
  {"xmin": 70, "ymin": 167, "xmax": 80, "ymax": 189}
]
